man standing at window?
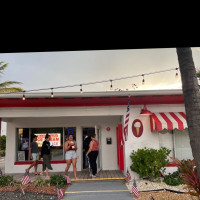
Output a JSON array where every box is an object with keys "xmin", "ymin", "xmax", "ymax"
[{"xmin": 26, "ymin": 135, "xmax": 39, "ymax": 175}]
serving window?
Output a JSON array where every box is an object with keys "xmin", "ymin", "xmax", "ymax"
[{"xmin": 16, "ymin": 127, "xmax": 74, "ymax": 161}]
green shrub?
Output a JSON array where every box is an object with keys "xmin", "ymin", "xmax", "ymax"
[
  {"xmin": 0, "ymin": 149, "xmax": 5, "ymax": 156},
  {"xmin": 130, "ymin": 147, "xmax": 171, "ymax": 180},
  {"xmin": 164, "ymin": 170, "xmax": 184, "ymax": 186},
  {"xmin": 0, "ymin": 175, "xmax": 13, "ymax": 187},
  {"xmin": 171, "ymin": 157, "xmax": 200, "ymax": 197},
  {"xmin": 33, "ymin": 176, "xmax": 50, "ymax": 187},
  {"xmin": 1, "ymin": 135, "xmax": 6, "ymax": 151},
  {"xmin": 50, "ymin": 174, "xmax": 67, "ymax": 188}
]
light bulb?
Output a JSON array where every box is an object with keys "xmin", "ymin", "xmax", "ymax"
[
  {"xmin": 175, "ymin": 68, "xmax": 179, "ymax": 78},
  {"xmin": 142, "ymin": 75, "xmax": 145, "ymax": 85},
  {"xmin": 80, "ymin": 84, "xmax": 83, "ymax": 93},
  {"xmin": 22, "ymin": 92, "xmax": 25, "ymax": 100},
  {"xmin": 110, "ymin": 80, "xmax": 113, "ymax": 90},
  {"xmin": 51, "ymin": 88, "xmax": 54, "ymax": 98}
]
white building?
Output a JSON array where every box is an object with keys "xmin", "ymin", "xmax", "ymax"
[{"xmin": 0, "ymin": 90, "xmax": 192, "ymax": 178}]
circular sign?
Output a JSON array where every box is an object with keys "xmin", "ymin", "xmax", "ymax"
[
  {"xmin": 132, "ymin": 119, "xmax": 143, "ymax": 137},
  {"xmin": 106, "ymin": 127, "xmax": 110, "ymax": 131}
]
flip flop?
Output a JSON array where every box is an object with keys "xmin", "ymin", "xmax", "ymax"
[{"xmin": 34, "ymin": 173, "xmax": 40, "ymax": 175}]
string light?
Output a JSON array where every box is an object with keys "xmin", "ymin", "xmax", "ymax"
[
  {"xmin": 0, "ymin": 67, "xmax": 178, "ymax": 96},
  {"xmin": 22, "ymin": 91, "xmax": 25, "ymax": 100},
  {"xmin": 110, "ymin": 80, "xmax": 113, "ymax": 90},
  {"xmin": 80, "ymin": 84, "xmax": 83, "ymax": 94},
  {"xmin": 175, "ymin": 68, "xmax": 179, "ymax": 78},
  {"xmin": 142, "ymin": 74, "xmax": 145, "ymax": 85},
  {"xmin": 50, "ymin": 88, "xmax": 54, "ymax": 98}
]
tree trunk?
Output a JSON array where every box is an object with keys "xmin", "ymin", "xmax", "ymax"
[
  {"xmin": 176, "ymin": 48, "xmax": 200, "ymax": 179},
  {"xmin": 0, "ymin": 119, "xmax": 1, "ymax": 157}
]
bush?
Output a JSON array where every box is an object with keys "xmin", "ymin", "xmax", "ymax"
[
  {"xmin": 171, "ymin": 157, "xmax": 200, "ymax": 197},
  {"xmin": 164, "ymin": 170, "xmax": 184, "ymax": 186},
  {"xmin": 130, "ymin": 147, "xmax": 171, "ymax": 180},
  {"xmin": 1, "ymin": 135, "xmax": 6, "ymax": 151},
  {"xmin": 50, "ymin": 174, "xmax": 67, "ymax": 188},
  {"xmin": 0, "ymin": 175, "xmax": 13, "ymax": 187},
  {"xmin": 33, "ymin": 176, "xmax": 50, "ymax": 187},
  {"xmin": 0, "ymin": 149, "xmax": 5, "ymax": 156}
]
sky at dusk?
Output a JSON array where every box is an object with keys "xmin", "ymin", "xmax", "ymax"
[
  {"xmin": 1, "ymin": 47, "xmax": 200, "ymax": 135},
  {"xmin": 0, "ymin": 47, "xmax": 200, "ymax": 94}
]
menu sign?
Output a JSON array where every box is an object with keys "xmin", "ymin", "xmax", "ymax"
[{"xmin": 35, "ymin": 133, "xmax": 61, "ymax": 147}]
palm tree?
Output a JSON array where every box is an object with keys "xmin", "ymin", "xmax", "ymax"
[
  {"xmin": 0, "ymin": 61, "xmax": 23, "ymax": 93},
  {"xmin": 176, "ymin": 48, "xmax": 200, "ymax": 179},
  {"xmin": 0, "ymin": 61, "xmax": 23, "ymax": 157}
]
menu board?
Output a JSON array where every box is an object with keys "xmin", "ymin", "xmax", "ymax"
[{"xmin": 35, "ymin": 133, "xmax": 61, "ymax": 147}]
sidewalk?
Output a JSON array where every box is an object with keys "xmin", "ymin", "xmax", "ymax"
[{"xmin": 64, "ymin": 180, "xmax": 133, "ymax": 200}]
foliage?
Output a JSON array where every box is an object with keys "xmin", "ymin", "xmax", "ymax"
[
  {"xmin": 0, "ymin": 61, "xmax": 23, "ymax": 93},
  {"xmin": 50, "ymin": 174, "xmax": 67, "ymax": 188},
  {"xmin": 0, "ymin": 175, "xmax": 13, "ymax": 187},
  {"xmin": 0, "ymin": 149, "xmax": 5, "ymax": 156},
  {"xmin": 130, "ymin": 147, "xmax": 171, "ymax": 180},
  {"xmin": 170, "ymin": 157, "xmax": 200, "ymax": 197},
  {"xmin": 164, "ymin": 170, "xmax": 184, "ymax": 186},
  {"xmin": 1, "ymin": 135, "xmax": 6, "ymax": 150},
  {"xmin": 33, "ymin": 176, "xmax": 50, "ymax": 187}
]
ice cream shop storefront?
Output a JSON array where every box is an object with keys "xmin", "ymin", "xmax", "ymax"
[{"xmin": 0, "ymin": 90, "xmax": 193, "ymax": 178}]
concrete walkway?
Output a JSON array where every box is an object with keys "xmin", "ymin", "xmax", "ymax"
[{"xmin": 64, "ymin": 180, "xmax": 133, "ymax": 200}]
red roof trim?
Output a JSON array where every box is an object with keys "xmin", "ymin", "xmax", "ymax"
[{"xmin": 0, "ymin": 95, "xmax": 184, "ymax": 107}]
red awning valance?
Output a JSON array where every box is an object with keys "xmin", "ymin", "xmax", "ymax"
[{"xmin": 150, "ymin": 112, "xmax": 187, "ymax": 132}]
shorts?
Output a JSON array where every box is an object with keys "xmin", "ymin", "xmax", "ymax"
[
  {"xmin": 65, "ymin": 151, "xmax": 77, "ymax": 160},
  {"xmin": 32, "ymin": 153, "xmax": 39, "ymax": 161}
]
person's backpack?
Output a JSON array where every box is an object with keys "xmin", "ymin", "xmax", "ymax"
[{"xmin": 83, "ymin": 136, "xmax": 91, "ymax": 152}]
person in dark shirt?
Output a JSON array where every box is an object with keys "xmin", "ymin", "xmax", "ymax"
[
  {"xmin": 26, "ymin": 135, "xmax": 39, "ymax": 175},
  {"xmin": 83, "ymin": 135, "xmax": 91, "ymax": 168},
  {"xmin": 40, "ymin": 134, "xmax": 53, "ymax": 179}
]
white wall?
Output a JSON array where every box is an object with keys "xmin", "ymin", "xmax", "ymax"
[
  {"xmin": 3, "ymin": 104, "xmax": 186, "ymax": 176},
  {"xmin": 5, "ymin": 115, "xmax": 121, "ymax": 173},
  {"xmin": 125, "ymin": 104, "xmax": 186, "ymax": 179}
]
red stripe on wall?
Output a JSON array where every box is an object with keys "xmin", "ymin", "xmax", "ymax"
[
  {"xmin": 169, "ymin": 112, "xmax": 184, "ymax": 130},
  {"xmin": 0, "ymin": 95, "xmax": 184, "ymax": 108}
]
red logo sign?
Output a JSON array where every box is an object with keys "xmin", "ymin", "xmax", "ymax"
[
  {"xmin": 106, "ymin": 127, "xmax": 110, "ymax": 131},
  {"xmin": 132, "ymin": 119, "xmax": 143, "ymax": 137}
]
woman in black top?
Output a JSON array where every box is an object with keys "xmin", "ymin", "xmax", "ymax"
[{"xmin": 40, "ymin": 134, "xmax": 53, "ymax": 179}]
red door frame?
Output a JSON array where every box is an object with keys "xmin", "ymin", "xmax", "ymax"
[{"xmin": 116, "ymin": 124, "xmax": 124, "ymax": 170}]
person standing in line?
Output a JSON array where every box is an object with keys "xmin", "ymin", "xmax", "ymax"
[
  {"xmin": 40, "ymin": 134, "xmax": 53, "ymax": 179},
  {"xmin": 83, "ymin": 135, "xmax": 91, "ymax": 169},
  {"xmin": 26, "ymin": 135, "xmax": 39, "ymax": 175},
  {"xmin": 64, "ymin": 134, "xmax": 78, "ymax": 179},
  {"xmin": 86, "ymin": 133, "xmax": 99, "ymax": 178}
]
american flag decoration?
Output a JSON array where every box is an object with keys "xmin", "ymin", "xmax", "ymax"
[
  {"xmin": 65, "ymin": 172, "xmax": 71, "ymax": 184},
  {"xmin": 57, "ymin": 183, "xmax": 64, "ymax": 199},
  {"xmin": 131, "ymin": 178, "xmax": 139, "ymax": 198},
  {"xmin": 121, "ymin": 96, "xmax": 130, "ymax": 146},
  {"xmin": 150, "ymin": 195, "xmax": 155, "ymax": 200},
  {"xmin": 21, "ymin": 171, "xmax": 31, "ymax": 185},
  {"xmin": 125, "ymin": 169, "xmax": 131, "ymax": 183},
  {"xmin": 160, "ymin": 170, "xmax": 165, "ymax": 177}
]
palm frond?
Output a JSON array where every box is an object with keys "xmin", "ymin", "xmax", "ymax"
[
  {"xmin": 0, "ymin": 62, "xmax": 8, "ymax": 73},
  {"xmin": 0, "ymin": 81, "xmax": 22, "ymax": 88},
  {"xmin": 197, "ymin": 70, "xmax": 200, "ymax": 78},
  {"xmin": 0, "ymin": 87, "xmax": 23, "ymax": 93}
]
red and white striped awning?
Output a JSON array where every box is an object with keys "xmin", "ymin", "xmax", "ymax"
[{"xmin": 150, "ymin": 112, "xmax": 187, "ymax": 132}]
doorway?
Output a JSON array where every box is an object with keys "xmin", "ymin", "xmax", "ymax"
[{"xmin": 82, "ymin": 128, "xmax": 95, "ymax": 169}]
